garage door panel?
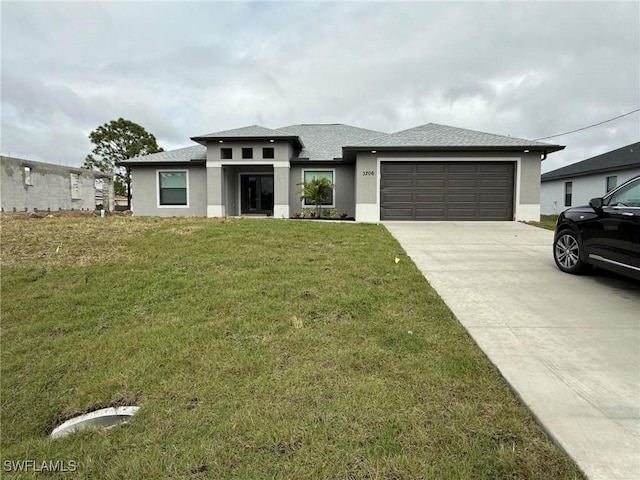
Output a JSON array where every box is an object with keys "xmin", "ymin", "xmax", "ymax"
[
  {"xmin": 383, "ymin": 164, "xmax": 415, "ymax": 174},
  {"xmin": 448, "ymin": 164, "xmax": 478, "ymax": 174},
  {"xmin": 481, "ymin": 179, "xmax": 511, "ymax": 188},
  {"xmin": 381, "ymin": 178, "xmax": 414, "ymax": 188},
  {"xmin": 415, "ymin": 194, "xmax": 445, "ymax": 202},
  {"xmin": 415, "ymin": 209, "xmax": 446, "ymax": 219},
  {"xmin": 380, "ymin": 161, "xmax": 514, "ymax": 221},
  {"xmin": 448, "ymin": 179, "xmax": 479, "ymax": 188},
  {"xmin": 480, "ymin": 194, "xmax": 511, "ymax": 202},
  {"xmin": 383, "ymin": 193, "xmax": 414, "ymax": 203},
  {"xmin": 416, "ymin": 164, "xmax": 446, "ymax": 174},
  {"xmin": 415, "ymin": 178, "xmax": 446, "ymax": 188}
]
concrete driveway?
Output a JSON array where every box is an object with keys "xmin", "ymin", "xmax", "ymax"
[{"xmin": 384, "ymin": 221, "xmax": 640, "ymax": 480}]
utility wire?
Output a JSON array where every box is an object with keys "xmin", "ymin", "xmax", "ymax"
[{"xmin": 533, "ymin": 108, "xmax": 640, "ymax": 141}]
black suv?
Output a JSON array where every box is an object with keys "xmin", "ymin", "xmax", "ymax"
[{"xmin": 553, "ymin": 175, "xmax": 640, "ymax": 280}]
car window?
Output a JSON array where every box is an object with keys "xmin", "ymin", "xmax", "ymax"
[{"xmin": 606, "ymin": 179, "xmax": 640, "ymax": 207}]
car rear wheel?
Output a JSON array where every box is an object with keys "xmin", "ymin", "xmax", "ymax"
[{"xmin": 553, "ymin": 230, "xmax": 586, "ymax": 274}]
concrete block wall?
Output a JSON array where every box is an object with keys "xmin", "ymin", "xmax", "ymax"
[{"xmin": 0, "ymin": 156, "xmax": 109, "ymax": 213}]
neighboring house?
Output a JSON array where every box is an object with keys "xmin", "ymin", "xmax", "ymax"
[
  {"xmin": 540, "ymin": 142, "xmax": 640, "ymax": 215},
  {"xmin": 119, "ymin": 123, "xmax": 563, "ymax": 222},
  {"xmin": 0, "ymin": 156, "xmax": 114, "ymax": 213}
]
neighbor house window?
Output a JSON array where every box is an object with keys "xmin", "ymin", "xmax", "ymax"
[
  {"xmin": 564, "ymin": 181, "xmax": 572, "ymax": 207},
  {"xmin": 24, "ymin": 166, "xmax": 32, "ymax": 185},
  {"xmin": 263, "ymin": 147, "xmax": 274, "ymax": 159},
  {"xmin": 606, "ymin": 176, "xmax": 617, "ymax": 192},
  {"xmin": 158, "ymin": 171, "xmax": 188, "ymax": 206},
  {"xmin": 303, "ymin": 170, "xmax": 334, "ymax": 206},
  {"xmin": 70, "ymin": 173, "xmax": 80, "ymax": 199},
  {"xmin": 221, "ymin": 148, "xmax": 233, "ymax": 159},
  {"xmin": 242, "ymin": 148, "xmax": 253, "ymax": 159}
]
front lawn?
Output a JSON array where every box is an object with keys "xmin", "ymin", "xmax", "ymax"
[{"xmin": 0, "ymin": 215, "xmax": 582, "ymax": 479}]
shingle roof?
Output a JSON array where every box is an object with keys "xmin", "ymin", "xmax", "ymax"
[
  {"xmin": 347, "ymin": 123, "xmax": 562, "ymax": 151},
  {"xmin": 278, "ymin": 124, "xmax": 384, "ymax": 160},
  {"xmin": 192, "ymin": 125, "xmax": 296, "ymax": 139},
  {"xmin": 541, "ymin": 142, "xmax": 640, "ymax": 181},
  {"xmin": 118, "ymin": 145, "xmax": 206, "ymax": 165}
]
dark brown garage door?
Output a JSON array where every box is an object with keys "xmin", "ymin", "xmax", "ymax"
[{"xmin": 380, "ymin": 162, "xmax": 514, "ymax": 221}]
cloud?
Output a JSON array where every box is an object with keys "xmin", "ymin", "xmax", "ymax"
[{"xmin": 1, "ymin": 1, "xmax": 638, "ymax": 172}]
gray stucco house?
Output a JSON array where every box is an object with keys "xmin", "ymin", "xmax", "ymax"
[
  {"xmin": 120, "ymin": 123, "xmax": 563, "ymax": 222},
  {"xmin": 540, "ymin": 142, "xmax": 640, "ymax": 215}
]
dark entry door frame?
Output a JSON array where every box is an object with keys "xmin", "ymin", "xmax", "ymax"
[{"xmin": 240, "ymin": 174, "xmax": 274, "ymax": 215}]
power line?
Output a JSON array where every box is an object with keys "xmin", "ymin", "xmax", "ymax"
[{"xmin": 533, "ymin": 108, "xmax": 640, "ymax": 141}]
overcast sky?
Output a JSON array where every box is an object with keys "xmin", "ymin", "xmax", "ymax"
[{"xmin": 2, "ymin": 1, "xmax": 639, "ymax": 173}]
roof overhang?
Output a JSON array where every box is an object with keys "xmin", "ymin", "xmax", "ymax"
[
  {"xmin": 342, "ymin": 144, "xmax": 565, "ymax": 162},
  {"xmin": 541, "ymin": 165, "xmax": 640, "ymax": 182},
  {"xmin": 116, "ymin": 159, "xmax": 206, "ymax": 167},
  {"xmin": 190, "ymin": 135, "xmax": 304, "ymax": 150},
  {"xmin": 290, "ymin": 157, "xmax": 349, "ymax": 166}
]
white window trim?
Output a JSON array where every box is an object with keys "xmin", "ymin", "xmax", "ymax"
[
  {"xmin": 301, "ymin": 168, "xmax": 336, "ymax": 208},
  {"xmin": 156, "ymin": 169, "xmax": 190, "ymax": 208}
]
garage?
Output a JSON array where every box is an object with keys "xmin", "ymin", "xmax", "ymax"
[{"xmin": 380, "ymin": 162, "xmax": 515, "ymax": 221}]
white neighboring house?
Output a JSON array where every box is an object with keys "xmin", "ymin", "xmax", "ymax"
[{"xmin": 541, "ymin": 142, "xmax": 640, "ymax": 215}]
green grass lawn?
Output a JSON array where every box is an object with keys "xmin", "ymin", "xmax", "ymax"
[
  {"xmin": 0, "ymin": 215, "xmax": 582, "ymax": 479},
  {"xmin": 524, "ymin": 215, "xmax": 559, "ymax": 231}
]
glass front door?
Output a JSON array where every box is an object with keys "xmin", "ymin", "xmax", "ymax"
[{"xmin": 240, "ymin": 175, "xmax": 274, "ymax": 214}]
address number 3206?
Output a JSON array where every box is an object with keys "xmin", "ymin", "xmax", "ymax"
[{"xmin": 362, "ymin": 171, "xmax": 375, "ymax": 176}]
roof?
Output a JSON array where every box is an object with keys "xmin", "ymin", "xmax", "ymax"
[
  {"xmin": 541, "ymin": 142, "xmax": 640, "ymax": 182},
  {"xmin": 277, "ymin": 124, "xmax": 384, "ymax": 160},
  {"xmin": 118, "ymin": 145, "xmax": 206, "ymax": 166},
  {"xmin": 191, "ymin": 125, "xmax": 303, "ymax": 149},
  {"xmin": 119, "ymin": 122, "xmax": 564, "ymax": 166},
  {"xmin": 345, "ymin": 123, "xmax": 563, "ymax": 151}
]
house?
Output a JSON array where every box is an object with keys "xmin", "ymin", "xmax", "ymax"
[
  {"xmin": 540, "ymin": 142, "xmax": 640, "ymax": 215},
  {"xmin": 1, "ymin": 156, "xmax": 114, "ymax": 213},
  {"xmin": 119, "ymin": 123, "xmax": 563, "ymax": 222}
]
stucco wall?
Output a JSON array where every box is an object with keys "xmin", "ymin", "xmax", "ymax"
[
  {"xmin": 1, "ymin": 156, "xmax": 99, "ymax": 212},
  {"xmin": 289, "ymin": 164, "xmax": 355, "ymax": 217},
  {"xmin": 206, "ymin": 140, "xmax": 291, "ymax": 163},
  {"xmin": 131, "ymin": 165, "xmax": 207, "ymax": 217},
  {"xmin": 540, "ymin": 168, "xmax": 640, "ymax": 215}
]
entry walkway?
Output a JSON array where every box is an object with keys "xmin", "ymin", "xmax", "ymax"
[{"xmin": 384, "ymin": 221, "xmax": 640, "ymax": 480}]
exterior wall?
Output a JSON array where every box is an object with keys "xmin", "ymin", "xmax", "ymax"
[
  {"xmin": 289, "ymin": 164, "xmax": 356, "ymax": 217},
  {"xmin": 131, "ymin": 165, "xmax": 207, "ymax": 217},
  {"xmin": 354, "ymin": 151, "xmax": 543, "ymax": 222},
  {"xmin": 540, "ymin": 168, "xmax": 640, "ymax": 215},
  {"xmin": 206, "ymin": 140, "xmax": 291, "ymax": 163},
  {"xmin": 0, "ymin": 156, "xmax": 102, "ymax": 212}
]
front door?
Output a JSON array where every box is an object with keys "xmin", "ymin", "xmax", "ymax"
[{"xmin": 240, "ymin": 175, "xmax": 274, "ymax": 214}]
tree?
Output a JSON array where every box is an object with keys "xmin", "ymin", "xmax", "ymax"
[
  {"xmin": 297, "ymin": 176, "xmax": 335, "ymax": 218},
  {"xmin": 83, "ymin": 118, "xmax": 164, "ymax": 209}
]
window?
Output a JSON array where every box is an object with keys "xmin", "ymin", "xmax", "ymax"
[
  {"xmin": 606, "ymin": 178, "xmax": 640, "ymax": 208},
  {"xmin": 158, "ymin": 171, "xmax": 188, "ymax": 206},
  {"xmin": 221, "ymin": 148, "xmax": 233, "ymax": 159},
  {"xmin": 564, "ymin": 181, "xmax": 572, "ymax": 207},
  {"xmin": 70, "ymin": 173, "xmax": 80, "ymax": 199},
  {"xmin": 303, "ymin": 170, "xmax": 334, "ymax": 206},
  {"xmin": 606, "ymin": 176, "xmax": 617, "ymax": 192},
  {"xmin": 24, "ymin": 166, "xmax": 32, "ymax": 185},
  {"xmin": 242, "ymin": 148, "xmax": 253, "ymax": 159},
  {"xmin": 262, "ymin": 147, "xmax": 274, "ymax": 159}
]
